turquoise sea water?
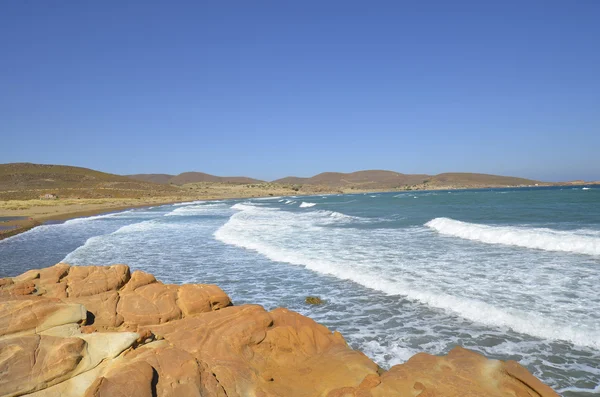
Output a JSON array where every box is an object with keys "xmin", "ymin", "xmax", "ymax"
[{"xmin": 1, "ymin": 186, "xmax": 599, "ymax": 395}]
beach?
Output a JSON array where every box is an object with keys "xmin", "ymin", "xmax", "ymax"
[
  {"xmin": 2, "ymin": 186, "xmax": 598, "ymax": 395},
  {"xmin": 4, "ymin": 180, "xmax": 593, "ymax": 241},
  {"xmin": 0, "ymin": 182, "xmax": 343, "ymax": 241}
]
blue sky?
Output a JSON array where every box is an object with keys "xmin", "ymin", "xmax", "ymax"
[{"xmin": 1, "ymin": 1, "xmax": 598, "ymax": 181}]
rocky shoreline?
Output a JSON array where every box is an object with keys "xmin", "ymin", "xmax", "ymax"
[{"xmin": 0, "ymin": 264, "xmax": 557, "ymax": 396}]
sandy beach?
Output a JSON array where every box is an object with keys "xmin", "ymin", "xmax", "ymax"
[
  {"xmin": 2, "ymin": 179, "xmax": 594, "ymax": 241},
  {"xmin": 0, "ymin": 198, "xmax": 188, "ymax": 240},
  {"xmin": 0, "ymin": 182, "xmax": 341, "ymax": 240}
]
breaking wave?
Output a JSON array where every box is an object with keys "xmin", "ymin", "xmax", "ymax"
[{"xmin": 425, "ymin": 217, "xmax": 600, "ymax": 256}]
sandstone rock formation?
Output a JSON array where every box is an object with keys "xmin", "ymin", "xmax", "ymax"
[{"xmin": 0, "ymin": 264, "xmax": 558, "ymax": 396}]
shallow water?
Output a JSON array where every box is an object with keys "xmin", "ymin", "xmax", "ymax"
[
  {"xmin": 0, "ymin": 216, "xmax": 27, "ymax": 221},
  {"xmin": 1, "ymin": 186, "xmax": 599, "ymax": 396}
]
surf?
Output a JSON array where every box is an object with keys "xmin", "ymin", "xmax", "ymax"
[
  {"xmin": 214, "ymin": 203, "xmax": 600, "ymax": 348},
  {"xmin": 425, "ymin": 217, "xmax": 600, "ymax": 256}
]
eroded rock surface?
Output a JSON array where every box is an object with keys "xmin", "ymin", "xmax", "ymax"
[{"xmin": 0, "ymin": 264, "xmax": 558, "ymax": 396}]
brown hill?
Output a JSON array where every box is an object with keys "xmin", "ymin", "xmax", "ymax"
[
  {"xmin": 430, "ymin": 172, "xmax": 540, "ymax": 187},
  {"xmin": 0, "ymin": 163, "xmax": 180, "ymax": 200},
  {"xmin": 127, "ymin": 172, "xmax": 264, "ymax": 185},
  {"xmin": 273, "ymin": 170, "xmax": 541, "ymax": 189},
  {"xmin": 275, "ymin": 170, "xmax": 430, "ymax": 188},
  {"xmin": 309, "ymin": 170, "xmax": 430, "ymax": 188},
  {"xmin": 125, "ymin": 173, "xmax": 174, "ymax": 184},
  {"xmin": 271, "ymin": 176, "xmax": 310, "ymax": 185},
  {"xmin": 169, "ymin": 172, "xmax": 264, "ymax": 185}
]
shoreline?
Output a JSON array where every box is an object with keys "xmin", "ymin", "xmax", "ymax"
[
  {"xmin": 0, "ymin": 263, "xmax": 558, "ymax": 396},
  {"xmin": 1, "ymin": 183, "xmax": 597, "ymax": 242},
  {"xmin": 0, "ymin": 198, "xmax": 194, "ymax": 241}
]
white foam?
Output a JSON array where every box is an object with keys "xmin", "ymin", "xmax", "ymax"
[
  {"xmin": 558, "ymin": 384, "xmax": 600, "ymax": 395},
  {"xmin": 214, "ymin": 205, "xmax": 600, "ymax": 349},
  {"xmin": 63, "ymin": 210, "xmax": 132, "ymax": 225},
  {"xmin": 323, "ymin": 211, "xmax": 356, "ymax": 221},
  {"xmin": 164, "ymin": 203, "xmax": 228, "ymax": 216},
  {"xmin": 362, "ymin": 340, "xmax": 419, "ymax": 367},
  {"xmin": 299, "ymin": 202, "xmax": 317, "ymax": 208},
  {"xmin": 425, "ymin": 217, "xmax": 600, "ymax": 256},
  {"xmin": 583, "ymin": 187, "xmax": 591, "ymax": 190},
  {"xmin": 253, "ymin": 196, "xmax": 282, "ymax": 200},
  {"xmin": 231, "ymin": 202, "xmax": 264, "ymax": 211}
]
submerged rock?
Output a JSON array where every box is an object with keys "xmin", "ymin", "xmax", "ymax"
[
  {"xmin": 305, "ymin": 296, "xmax": 324, "ymax": 305},
  {"xmin": 0, "ymin": 263, "xmax": 558, "ymax": 397}
]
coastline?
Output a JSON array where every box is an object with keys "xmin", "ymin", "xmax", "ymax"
[
  {"xmin": 0, "ymin": 263, "xmax": 559, "ymax": 396},
  {"xmin": 0, "ymin": 198, "xmax": 191, "ymax": 241},
  {"xmin": 1, "ymin": 182, "xmax": 597, "ymax": 242},
  {"xmin": 1, "ymin": 187, "xmax": 595, "ymax": 394}
]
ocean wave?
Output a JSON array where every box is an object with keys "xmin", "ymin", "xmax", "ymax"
[
  {"xmin": 321, "ymin": 210, "xmax": 358, "ymax": 221},
  {"xmin": 172, "ymin": 201, "xmax": 200, "ymax": 206},
  {"xmin": 164, "ymin": 203, "xmax": 228, "ymax": 216},
  {"xmin": 64, "ymin": 219, "xmax": 161, "ymax": 259},
  {"xmin": 299, "ymin": 202, "xmax": 317, "ymax": 208},
  {"xmin": 253, "ymin": 196, "xmax": 282, "ymax": 200},
  {"xmin": 62, "ymin": 216, "xmax": 209, "ymax": 264},
  {"xmin": 63, "ymin": 210, "xmax": 133, "ymax": 225},
  {"xmin": 231, "ymin": 202, "xmax": 268, "ymax": 212},
  {"xmin": 425, "ymin": 217, "xmax": 600, "ymax": 256},
  {"xmin": 214, "ymin": 205, "xmax": 600, "ymax": 348}
]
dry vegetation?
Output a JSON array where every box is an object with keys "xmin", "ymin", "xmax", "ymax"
[{"xmin": 0, "ymin": 163, "xmax": 180, "ymax": 200}]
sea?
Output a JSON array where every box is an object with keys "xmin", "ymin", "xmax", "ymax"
[{"xmin": 1, "ymin": 186, "xmax": 599, "ymax": 396}]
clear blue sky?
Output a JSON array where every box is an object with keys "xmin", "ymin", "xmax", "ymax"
[{"xmin": 1, "ymin": 1, "xmax": 599, "ymax": 181}]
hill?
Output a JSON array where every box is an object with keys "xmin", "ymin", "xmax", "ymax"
[
  {"xmin": 429, "ymin": 172, "xmax": 540, "ymax": 187},
  {"xmin": 272, "ymin": 176, "xmax": 310, "ymax": 185},
  {"xmin": 125, "ymin": 173, "xmax": 174, "ymax": 184},
  {"xmin": 0, "ymin": 163, "xmax": 180, "ymax": 200},
  {"xmin": 169, "ymin": 172, "xmax": 264, "ymax": 185},
  {"xmin": 127, "ymin": 172, "xmax": 264, "ymax": 185},
  {"xmin": 273, "ymin": 170, "xmax": 541, "ymax": 190},
  {"xmin": 1, "ymin": 163, "xmax": 546, "ymax": 201}
]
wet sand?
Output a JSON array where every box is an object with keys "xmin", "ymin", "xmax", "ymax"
[{"xmin": 0, "ymin": 198, "xmax": 192, "ymax": 241}]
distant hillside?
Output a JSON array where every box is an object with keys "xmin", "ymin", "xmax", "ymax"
[
  {"xmin": 126, "ymin": 173, "xmax": 173, "ymax": 184},
  {"xmin": 430, "ymin": 173, "xmax": 540, "ymax": 187},
  {"xmin": 273, "ymin": 176, "xmax": 310, "ymax": 185},
  {"xmin": 273, "ymin": 170, "xmax": 425, "ymax": 187},
  {"xmin": 0, "ymin": 163, "xmax": 180, "ymax": 200},
  {"xmin": 127, "ymin": 172, "xmax": 264, "ymax": 185},
  {"xmin": 307, "ymin": 170, "xmax": 429, "ymax": 188},
  {"xmin": 273, "ymin": 170, "xmax": 541, "ymax": 189}
]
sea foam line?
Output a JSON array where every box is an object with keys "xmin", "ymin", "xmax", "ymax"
[
  {"xmin": 214, "ymin": 205, "xmax": 600, "ymax": 348},
  {"xmin": 425, "ymin": 217, "xmax": 600, "ymax": 256}
]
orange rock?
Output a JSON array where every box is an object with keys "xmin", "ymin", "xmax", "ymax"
[
  {"xmin": 117, "ymin": 282, "xmax": 182, "ymax": 326},
  {"xmin": 0, "ymin": 277, "xmax": 14, "ymax": 288},
  {"xmin": 38, "ymin": 263, "xmax": 70, "ymax": 284},
  {"xmin": 0, "ymin": 297, "xmax": 86, "ymax": 336},
  {"xmin": 0, "ymin": 264, "xmax": 559, "ymax": 397},
  {"xmin": 83, "ymin": 360, "xmax": 156, "ymax": 397},
  {"xmin": 0, "ymin": 335, "xmax": 86, "ymax": 396},
  {"xmin": 66, "ymin": 290, "xmax": 123, "ymax": 328},
  {"xmin": 177, "ymin": 283, "xmax": 231, "ymax": 315},
  {"xmin": 65, "ymin": 264, "xmax": 130, "ymax": 298},
  {"xmin": 120, "ymin": 270, "xmax": 157, "ymax": 292},
  {"xmin": 0, "ymin": 279, "xmax": 36, "ymax": 296},
  {"xmin": 368, "ymin": 346, "xmax": 557, "ymax": 397}
]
